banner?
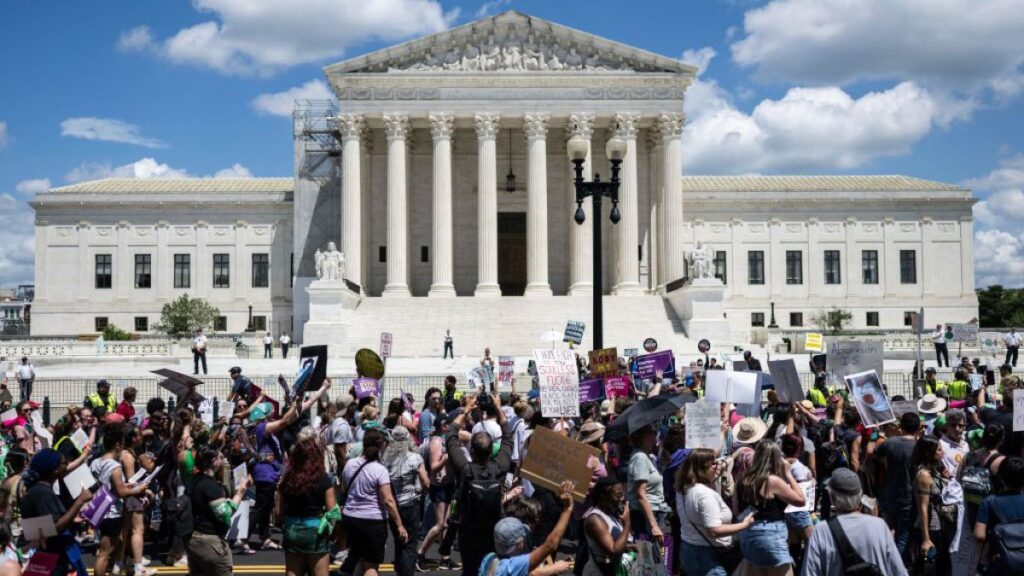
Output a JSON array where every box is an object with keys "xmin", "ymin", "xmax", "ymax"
[
  {"xmin": 533, "ymin": 349, "xmax": 580, "ymax": 417},
  {"xmin": 520, "ymin": 426, "xmax": 601, "ymax": 503},
  {"xmin": 704, "ymin": 370, "xmax": 758, "ymax": 405},
  {"xmin": 844, "ymin": 370, "xmax": 896, "ymax": 428},
  {"xmin": 353, "ymin": 377, "xmax": 380, "ymax": 399},
  {"xmin": 579, "ymin": 378, "xmax": 606, "ymax": 403},
  {"xmin": 950, "ymin": 323, "xmax": 979, "ymax": 344},
  {"xmin": 588, "ymin": 347, "xmax": 619, "ymax": 377},
  {"xmin": 635, "ymin": 350, "xmax": 676, "ymax": 379},
  {"xmin": 604, "ymin": 375, "xmax": 630, "ymax": 398},
  {"xmin": 563, "ymin": 320, "xmax": 586, "ymax": 345},
  {"xmin": 685, "ymin": 400, "xmax": 722, "ymax": 451},
  {"xmin": 827, "ymin": 340, "xmax": 884, "ymax": 382},
  {"xmin": 355, "ymin": 348, "xmax": 385, "ymax": 380},
  {"xmin": 979, "ymin": 332, "xmax": 1003, "ymax": 354},
  {"xmin": 767, "ymin": 359, "xmax": 804, "ymax": 403},
  {"xmin": 497, "ymin": 356, "xmax": 515, "ymax": 388},
  {"xmin": 805, "ymin": 333, "xmax": 824, "ymax": 352},
  {"xmin": 784, "ymin": 481, "xmax": 816, "ymax": 514}
]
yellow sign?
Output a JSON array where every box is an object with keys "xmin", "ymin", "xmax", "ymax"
[{"xmin": 805, "ymin": 333, "xmax": 824, "ymax": 352}]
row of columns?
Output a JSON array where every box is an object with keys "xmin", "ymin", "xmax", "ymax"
[{"xmin": 334, "ymin": 112, "xmax": 685, "ymax": 297}]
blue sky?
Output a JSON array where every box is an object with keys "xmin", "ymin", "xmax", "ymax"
[{"xmin": 2, "ymin": 0, "xmax": 1023, "ymax": 288}]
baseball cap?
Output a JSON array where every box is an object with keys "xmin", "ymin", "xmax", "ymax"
[
  {"xmin": 493, "ymin": 517, "xmax": 530, "ymax": 557},
  {"xmin": 229, "ymin": 366, "xmax": 242, "ymax": 374},
  {"xmin": 925, "ymin": 367, "xmax": 937, "ymax": 374},
  {"xmin": 828, "ymin": 468, "xmax": 861, "ymax": 496}
]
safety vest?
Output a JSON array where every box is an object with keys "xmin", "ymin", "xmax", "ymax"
[
  {"xmin": 808, "ymin": 387, "xmax": 831, "ymax": 408},
  {"xmin": 923, "ymin": 379, "xmax": 948, "ymax": 396},
  {"xmin": 87, "ymin": 392, "xmax": 116, "ymax": 414},
  {"xmin": 947, "ymin": 380, "xmax": 969, "ymax": 401}
]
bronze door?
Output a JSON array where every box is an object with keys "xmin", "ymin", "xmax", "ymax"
[{"xmin": 498, "ymin": 212, "xmax": 527, "ymax": 296}]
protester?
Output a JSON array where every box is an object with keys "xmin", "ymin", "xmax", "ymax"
[
  {"xmin": 276, "ymin": 428, "xmax": 337, "ymax": 576},
  {"xmin": 582, "ymin": 477, "xmax": 631, "ymax": 576},
  {"xmin": 912, "ymin": 435, "xmax": 956, "ymax": 573},
  {"xmin": 187, "ymin": 447, "xmax": 249, "ymax": 575},
  {"xmin": 417, "ymin": 412, "xmax": 459, "ymax": 571},
  {"xmin": 115, "ymin": 387, "xmax": 139, "ymax": 422},
  {"xmin": 735, "ymin": 440, "xmax": 806, "ymax": 575},
  {"xmin": 974, "ymin": 456, "xmax": 1024, "ymax": 572},
  {"xmin": 15, "ymin": 358, "xmax": 33, "ymax": 402},
  {"xmin": 481, "ymin": 481, "xmax": 575, "ymax": 576},
  {"xmin": 18, "ymin": 449, "xmax": 93, "ymax": 575},
  {"xmin": 383, "ymin": 426, "xmax": 429, "ymax": 576},
  {"xmin": 627, "ymin": 425, "xmax": 670, "ymax": 546},
  {"xmin": 874, "ymin": 411, "xmax": 921, "ymax": 563}
]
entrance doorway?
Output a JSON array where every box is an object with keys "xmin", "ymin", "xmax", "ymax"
[{"xmin": 498, "ymin": 212, "xmax": 526, "ymax": 296}]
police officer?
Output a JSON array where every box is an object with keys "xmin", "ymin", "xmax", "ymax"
[
  {"xmin": 84, "ymin": 379, "xmax": 117, "ymax": 416},
  {"xmin": 922, "ymin": 367, "xmax": 948, "ymax": 397}
]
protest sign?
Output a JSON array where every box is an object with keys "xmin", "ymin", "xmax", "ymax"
[
  {"xmin": 21, "ymin": 515, "xmax": 57, "ymax": 542},
  {"xmin": 563, "ymin": 320, "xmax": 586, "ymax": 345},
  {"xmin": 0, "ymin": 409, "xmax": 16, "ymax": 423},
  {"xmin": 30, "ymin": 412, "xmax": 52, "ymax": 447},
  {"xmin": 232, "ymin": 463, "xmax": 247, "ymax": 490},
  {"xmin": 731, "ymin": 361, "xmax": 747, "ymax": 372},
  {"xmin": 520, "ymin": 426, "xmax": 601, "ymax": 503},
  {"xmin": 533, "ymin": 349, "xmax": 580, "ymax": 417},
  {"xmin": 805, "ymin": 333, "xmax": 824, "ymax": 352},
  {"xmin": 969, "ymin": 374, "xmax": 984, "ymax": 391},
  {"xmin": 588, "ymin": 347, "xmax": 618, "ymax": 377},
  {"xmin": 844, "ymin": 370, "xmax": 896, "ymax": 428},
  {"xmin": 704, "ymin": 370, "xmax": 758, "ymax": 405},
  {"xmin": 355, "ymin": 348, "xmax": 385, "ymax": 380},
  {"xmin": 353, "ymin": 377, "xmax": 380, "ymax": 399},
  {"xmin": 226, "ymin": 500, "xmax": 251, "ymax": 540},
  {"xmin": 785, "ymin": 481, "xmax": 816, "ymax": 514},
  {"xmin": 891, "ymin": 400, "xmax": 919, "ymax": 417},
  {"xmin": 979, "ymin": 332, "xmax": 1003, "ymax": 354},
  {"xmin": 623, "ymin": 348, "xmax": 639, "ymax": 358},
  {"xmin": 950, "ymin": 324, "xmax": 979, "ymax": 344},
  {"xmin": 604, "ymin": 375, "xmax": 630, "ymax": 398},
  {"xmin": 643, "ymin": 338, "xmax": 658, "ymax": 353},
  {"xmin": 81, "ymin": 486, "xmax": 115, "ymax": 527},
  {"xmin": 685, "ymin": 400, "xmax": 722, "ymax": 451},
  {"xmin": 22, "ymin": 551, "xmax": 58, "ymax": 576},
  {"xmin": 827, "ymin": 340, "xmax": 884, "ymax": 382},
  {"xmin": 768, "ymin": 359, "xmax": 804, "ymax": 403},
  {"xmin": 466, "ymin": 366, "xmax": 491, "ymax": 389},
  {"xmin": 635, "ymin": 350, "xmax": 676, "ymax": 379},
  {"xmin": 249, "ymin": 383, "xmax": 279, "ymax": 419},
  {"xmin": 579, "ymin": 378, "xmax": 606, "ymax": 403},
  {"xmin": 297, "ymin": 345, "xmax": 328, "ymax": 392},
  {"xmin": 379, "ymin": 332, "xmax": 393, "ymax": 358},
  {"xmin": 1015, "ymin": 389, "xmax": 1024, "ymax": 432},
  {"xmin": 70, "ymin": 429, "xmax": 90, "ymax": 452},
  {"xmin": 497, "ymin": 356, "xmax": 515, "ymax": 388},
  {"xmin": 218, "ymin": 400, "xmax": 236, "ymax": 421},
  {"xmin": 59, "ymin": 462, "xmax": 96, "ymax": 499},
  {"xmin": 734, "ymin": 373, "xmax": 771, "ymax": 418}
]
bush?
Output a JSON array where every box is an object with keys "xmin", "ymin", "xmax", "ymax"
[
  {"xmin": 811, "ymin": 307, "xmax": 853, "ymax": 335},
  {"xmin": 102, "ymin": 323, "xmax": 133, "ymax": 341},
  {"xmin": 155, "ymin": 293, "xmax": 220, "ymax": 338}
]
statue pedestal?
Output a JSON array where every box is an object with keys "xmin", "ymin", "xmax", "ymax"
[
  {"xmin": 664, "ymin": 278, "xmax": 732, "ymax": 346},
  {"xmin": 301, "ymin": 280, "xmax": 362, "ymax": 353}
]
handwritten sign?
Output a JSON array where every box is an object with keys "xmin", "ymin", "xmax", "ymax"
[
  {"xmin": 604, "ymin": 375, "xmax": 630, "ymax": 399},
  {"xmin": 635, "ymin": 350, "xmax": 676, "ymax": 379},
  {"xmin": 704, "ymin": 370, "xmax": 758, "ymax": 405},
  {"xmin": 563, "ymin": 320, "xmax": 586, "ymax": 345},
  {"xmin": 768, "ymin": 359, "xmax": 804, "ymax": 403},
  {"xmin": 497, "ymin": 356, "xmax": 515, "ymax": 388},
  {"xmin": 379, "ymin": 332, "xmax": 393, "ymax": 358},
  {"xmin": 534, "ymin": 349, "xmax": 580, "ymax": 417},
  {"xmin": 685, "ymin": 400, "xmax": 722, "ymax": 451},
  {"xmin": 219, "ymin": 400, "xmax": 236, "ymax": 420},
  {"xmin": 805, "ymin": 333, "xmax": 824, "ymax": 352},
  {"xmin": 520, "ymin": 426, "xmax": 601, "ymax": 503},
  {"xmin": 827, "ymin": 340, "xmax": 884, "ymax": 382},
  {"xmin": 579, "ymin": 378, "xmax": 606, "ymax": 403},
  {"xmin": 70, "ymin": 429, "xmax": 90, "ymax": 452},
  {"xmin": 353, "ymin": 377, "xmax": 380, "ymax": 399},
  {"xmin": 1014, "ymin": 389, "xmax": 1024, "ymax": 432},
  {"xmin": 588, "ymin": 347, "xmax": 619, "ymax": 377}
]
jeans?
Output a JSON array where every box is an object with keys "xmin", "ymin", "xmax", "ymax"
[
  {"xmin": 884, "ymin": 501, "xmax": 914, "ymax": 565},
  {"xmin": 193, "ymin": 351, "xmax": 207, "ymax": 375},
  {"xmin": 935, "ymin": 343, "xmax": 949, "ymax": 367},
  {"xmin": 390, "ymin": 502, "xmax": 421, "ymax": 576},
  {"xmin": 678, "ymin": 541, "xmax": 727, "ymax": 576},
  {"xmin": 738, "ymin": 520, "xmax": 791, "ymax": 568},
  {"xmin": 19, "ymin": 379, "xmax": 31, "ymax": 401}
]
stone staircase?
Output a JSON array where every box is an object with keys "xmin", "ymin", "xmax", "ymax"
[{"xmin": 337, "ymin": 294, "xmax": 692, "ymax": 357}]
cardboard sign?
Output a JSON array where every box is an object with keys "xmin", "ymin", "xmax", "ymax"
[
  {"xmin": 1014, "ymin": 389, "xmax": 1024, "ymax": 432},
  {"xmin": 768, "ymin": 359, "xmax": 804, "ymax": 403},
  {"xmin": 827, "ymin": 340, "xmax": 884, "ymax": 382},
  {"xmin": 685, "ymin": 400, "xmax": 722, "ymax": 451},
  {"xmin": 579, "ymin": 378, "xmax": 606, "ymax": 403},
  {"xmin": 563, "ymin": 320, "xmax": 586, "ymax": 345},
  {"xmin": 355, "ymin": 348, "xmax": 385, "ymax": 380},
  {"xmin": 353, "ymin": 377, "xmax": 380, "ymax": 399},
  {"xmin": 604, "ymin": 375, "xmax": 630, "ymax": 398},
  {"xmin": 588, "ymin": 347, "xmax": 619, "ymax": 377},
  {"xmin": 844, "ymin": 370, "xmax": 896, "ymax": 428},
  {"xmin": 298, "ymin": 345, "xmax": 328, "ymax": 392},
  {"xmin": 520, "ymin": 426, "xmax": 601, "ymax": 503},
  {"xmin": 379, "ymin": 332, "xmax": 393, "ymax": 358},
  {"xmin": 805, "ymin": 333, "xmax": 824, "ymax": 352},
  {"xmin": 21, "ymin": 515, "xmax": 57, "ymax": 542},
  {"xmin": 533, "ymin": 349, "xmax": 580, "ymax": 418},
  {"xmin": 497, "ymin": 356, "xmax": 515, "ymax": 388},
  {"xmin": 704, "ymin": 370, "xmax": 758, "ymax": 405},
  {"xmin": 635, "ymin": 350, "xmax": 676, "ymax": 379}
]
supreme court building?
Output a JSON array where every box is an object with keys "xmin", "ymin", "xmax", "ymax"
[{"xmin": 30, "ymin": 11, "xmax": 979, "ymax": 355}]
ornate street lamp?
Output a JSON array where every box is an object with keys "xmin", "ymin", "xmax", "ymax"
[{"xmin": 568, "ymin": 134, "xmax": 626, "ymax": 350}]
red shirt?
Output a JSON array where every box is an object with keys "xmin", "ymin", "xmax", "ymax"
[{"xmin": 115, "ymin": 401, "xmax": 135, "ymax": 421}]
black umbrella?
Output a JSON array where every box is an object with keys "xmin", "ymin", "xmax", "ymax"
[{"xmin": 605, "ymin": 392, "xmax": 699, "ymax": 442}]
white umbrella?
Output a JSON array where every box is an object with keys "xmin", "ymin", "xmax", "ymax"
[{"xmin": 539, "ymin": 330, "xmax": 562, "ymax": 348}]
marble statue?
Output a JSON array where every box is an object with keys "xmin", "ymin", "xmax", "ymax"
[
  {"xmin": 391, "ymin": 37, "xmax": 631, "ymax": 72},
  {"xmin": 315, "ymin": 241, "xmax": 346, "ymax": 282},
  {"xmin": 688, "ymin": 241, "xmax": 714, "ymax": 280}
]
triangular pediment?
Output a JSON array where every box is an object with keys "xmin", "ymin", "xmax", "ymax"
[{"xmin": 324, "ymin": 10, "xmax": 695, "ymax": 75}]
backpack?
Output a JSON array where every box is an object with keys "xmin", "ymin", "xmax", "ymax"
[
  {"xmin": 962, "ymin": 453, "xmax": 1000, "ymax": 506},
  {"xmin": 461, "ymin": 461, "xmax": 503, "ymax": 529},
  {"xmin": 816, "ymin": 424, "xmax": 851, "ymax": 478},
  {"xmin": 991, "ymin": 506, "xmax": 1024, "ymax": 571},
  {"xmin": 826, "ymin": 518, "xmax": 884, "ymax": 575}
]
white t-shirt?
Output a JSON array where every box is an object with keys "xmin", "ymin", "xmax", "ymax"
[
  {"xmin": 280, "ymin": 335, "xmax": 291, "ymax": 345},
  {"xmin": 939, "ymin": 435, "xmax": 969, "ymax": 478},
  {"xmin": 678, "ymin": 483, "xmax": 733, "ymax": 548},
  {"xmin": 1005, "ymin": 332, "xmax": 1022, "ymax": 347},
  {"xmin": 472, "ymin": 419, "xmax": 502, "ymax": 443},
  {"xmin": 263, "ymin": 335, "xmax": 273, "ymax": 345},
  {"xmin": 193, "ymin": 335, "xmax": 207, "ymax": 350},
  {"xmin": 17, "ymin": 364, "xmax": 34, "ymax": 380},
  {"xmin": 932, "ymin": 330, "xmax": 946, "ymax": 344}
]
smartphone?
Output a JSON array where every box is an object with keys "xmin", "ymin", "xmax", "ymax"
[{"xmin": 736, "ymin": 505, "xmax": 756, "ymax": 522}]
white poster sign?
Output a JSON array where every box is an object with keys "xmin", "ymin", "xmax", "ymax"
[
  {"xmin": 784, "ymin": 481, "xmax": 816, "ymax": 514},
  {"xmin": 704, "ymin": 370, "xmax": 758, "ymax": 405},
  {"xmin": 225, "ymin": 500, "xmax": 251, "ymax": 540},
  {"xmin": 685, "ymin": 400, "xmax": 722, "ymax": 451},
  {"xmin": 827, "ymin": 340, "xmax": 884, "ymax": 382},
  {"xmin": 533, "ymin": 349, "xmax": 580, "ymax": 418},
  {"xmin": 1014, "ymin": 389, "xmax": 1024, "ymax": 432},
  {"xmin": 497, "ymin": 356, "xmax": 515, "ymax": 389}
]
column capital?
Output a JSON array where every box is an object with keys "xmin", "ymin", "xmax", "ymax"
[
  {"xmin": 429, "ymin": 113, "xmax": 455, "ymax": 140},
  {"xmin": 567, "ymin": 113, "xmax": 595, "ymax": 139},
  {"xmin": 383, "ymin": 113, "xmax": 410, "ymax": 141},
  {"xmin": 474, "ymin": 113, "xmax": 501, "ymax": 140},
  {"xmin": 523, "ymin": 113, "xmax": 550, "ymax": 140},
  {"xmin": 657, "ymin": 112, "xmax": 685, "ymax": 138},
  {"xmin": 612, "ymin": 113, "xmax": 641, "ymax": 139},
  {"xmin": 336, "ymin": 113, "xmax": 364, "ymax": 140}
]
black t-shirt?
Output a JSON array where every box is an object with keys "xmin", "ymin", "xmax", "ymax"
[
  {"xmin": 876, "ymin": 436, "xmax": 917, "ymax": 505},
  {"xmin": 191, "ymin": 474, "xmax": 229, "ymax": 536},
  {"xmin": 980, "ymin": 408, "xmax": 1024, "ymax": 456},
  {"xmin": 20, "ymin": 481, "xmax": 67, "ymax": 552},
  {"xmin": 281, "ymin": 474, "xmax": 332, "ymax": 518}
]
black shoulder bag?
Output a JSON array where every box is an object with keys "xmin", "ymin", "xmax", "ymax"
[{"xmin": 826, "ymin": 517, "xmax": 884, "ymax": 575}]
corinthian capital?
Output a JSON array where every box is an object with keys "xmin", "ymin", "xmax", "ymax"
[
  {"xmin": 612, "ymin": 113, "xmax": 641, "ymax": 139},
  {"xmin": 429, "ymin": 113, "xmax": 455, "ymax": 140},
  {"xmin": 336, "ymin": 113, "xmax": 364, "ymax": 140},
  {"xmin": 383, "ymin": 114, "xmax": 410, "ymax": 141},
  {"xmin": 567, "ymin": 113, "xmax": 596, "ymax": 140},
  {"xmin": 523, "ymin": 114, "xmax": 549, "ymax": 140},
  {"xmin": 474, "ymin": 113, "xmax": 501, "ymax": 140},
  {"xmin": 658, "ymin": 112, "xmax": 685, "ymax": 138}
]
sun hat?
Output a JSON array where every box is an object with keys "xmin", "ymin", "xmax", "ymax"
[
  {"xmin": 800, "ymin": 400, "xmax": 814, "ymax": 411},
  {"xmin": 390, "ymin": 426, "xmax": 411, "ymax": 442},
  {"xmin": 827, "ymin": 468, "xmax": 861, "ymax": 496},
  {"xmin": 493, "ymin": 517, "xmax": 531, "ymax": 557},
  {"xmin": 578, "ymin": 421, "xmax": 606, "ymax": 445},
  {"xmin": 731, "ymin": 417, "xmax": 767, "ymax": 445},
  {"xmin": 917, "ymin": 393, "xmax": 947, "ymax": 414}
]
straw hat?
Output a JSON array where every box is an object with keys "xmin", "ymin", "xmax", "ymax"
[
  {"xmin": 732, "ymin": 417, "xmax": 767, "ymax": 445},
  {"xmin": 577, "ymin": 421, "xmax": 606, "ymax": 445},
  {"xmin": 917, "ymin": 393, "xmax": 947, "ymax": 415}
]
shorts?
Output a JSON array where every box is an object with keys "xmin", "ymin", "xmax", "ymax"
[
  {"xmin": 429, "ymin": 483, "xmax": 455, "ymax": 504},
  {"xmin": 99, "ymin": 517, "xmax": 123, "ymax": 538},
  {"xmin": 738, "ymin": 520, "xmax": 792, "ymax": 568},
  {"xmin": 343, "ymin": 516, "xmax": 388, "ymax": 565},
  {"xmin": 283, "ymin": 516, "xmax": 329, "ymax": 555},
  {"xmin": 785, "ymin": 511, "xmax": 812, "ymax": 529}
]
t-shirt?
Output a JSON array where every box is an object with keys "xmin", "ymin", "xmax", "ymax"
[
  {"xmin": 875, "ymin": 436, "xmax": 916, "ymax": 505},
  {"xmin": 977, "ymin": 493, "xmax": 1024, "ymax": 526},
  {"xmin": 115, "ymin": 401, "xmax": 135, "ymax": 421},
  {"xmin": 230, "ymin": 377, "xmax": 253, "ymax": 401},
  {"xmin": 90, "ymin": 458, "xmax": 124, "ymax": 519},
  {"xmin": 17, "ymin": 364, "xmax": 33, "ymax": 380},
  {"xmin": 801, "ymin": 514, "xmax": 907, "ymax": 576},
  {"xmin": 341, "ymin": 457, "xmax": 391, "ymax": 520},
  {"xmin": 939, "ymin": 435, "xmax": 968, "ymax": 477},
  {"xmin": 330, "ymin": 417, "xmax": 353, "ymax": 446},
  {"xmin": 20, "ymin": 481, "xmax": 66, "ymax": 552},
  {"xmin": 282, "ymin": 474, "xmax": 333, "ymax": 518},
  {"xmin": 490, "ymin": 554, "xmax": 529, "ymax": 576},
  {"xmin": 386, "ymin": 453, "xmax": 424, "ymax": 506},
  {"xmin": 191, "ymin": 473, "xmax": 228, "ymax": 536},
  {"xmin": 678, "ymin": 483, "xmax": 733, "ymax": 548},
  {"xmin": 473, "ymin": 419, "xmax": 502, "ymax": 443},
  {"xmin": 627, "ymin": 451, "xmax": 669, "ymax": 513},
  {"xmin": 789, "ymin": 459, "xmax": 813, "ymax": 484}
]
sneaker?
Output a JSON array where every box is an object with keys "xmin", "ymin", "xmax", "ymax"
[
  {"xmin": 332, "ymin": 550, "xmax": 349, "ymax": 564},
  {"xmin": 112, "ymin": 563, "xmax": 122, "ymax": 576},
  {"xmin": 140, "ymin": 557, "xmax": 152, "ymax": 567},
  {"xmin": 134, "ymin": 567, "xmax": 158, "ymax": 576},
  {"xmin": 415, "ymin": 554, "xmax": 430, "ymax": 572},
  {"xmin": 438, "ymin": 557, "xmax": 461, "ymax": 570},
  {"xmin": 173, "ymin": 556, "xmax": 188, "ymax": 568}
]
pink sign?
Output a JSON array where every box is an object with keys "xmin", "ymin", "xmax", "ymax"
[
  {"xmin": 354, "ymin": 377, "xmax": 380, "ymax": 399},
  {"xmin": 604, "ymin": 375, "xmax": 630, "ymax": 398}
]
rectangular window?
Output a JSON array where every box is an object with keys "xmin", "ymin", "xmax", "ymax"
[
  {"xmin": 900, "ymin": 249, "xmax": 917, "ymax": 284},
  {"xmin": 213, "ymin": 254, "xmax": 230, "ymax": 288},
  {"xmin": 379, "ymin": 246, "xmax": 387, "ymax": 263},
  {"xmin": 95, "ymin": 254, "xmax": 112, "ymax": 289},
  {"xmin": 421, "ymin": 246, "xmax": 429, "ymax": 263},
  {"xmin": 790, "ymin": 312, "xmax": 803, "ymax": 327},
  {"xmin": 214, "ymin": 316, "xmax": 228, "ymax": 332},
  {"xmin": 862, "ymin": 250, "xmax": 879, "ymax": 284},
  {"xmin": 904, "ymin": 311, "xmax": 915, "ymax": 327},
  {"xmin": 134, "ymin": 254, "xmax": 152, "ymax": 289},
  {"xmin": 824, "ymin": 250, "xmax": 841, "ymax": 285},
  {"xmin": 747, "ymin": 251, "xmax": 765, "ymax": 285},
  {"xmin": 253, "ymin": 316, "xmax": 267, "ymax": 332},
  {"xmin": 786, "ymin": 250, "xmax": 803, "ymax": 285},
  {"xmin": 751, "ymin": 312, "xmax": 765, "ymax": 327},
  {"xmin": 638, "ymin": 244, "xmax": 643, "ymax": 262},
  {"xmin": 867, "ymin": 312, "xmax": 880, "ymax": 327},
  {"xmin": 95, "ymin": 317, "xmax": 109, "ymax": 332},
  {"xmin": 134, "ymin": 316, "xmax": 148, "ymax": 332},
  {"xmin": 173, "ymin": 254, "xmax": 191, "ymax": 289},
  {"xmin": 251, "ymin": 253, "xmax": 269, "ymax": 288},
  {"xmin": 714, "ymin": 251, "xmax": 727, "ymax": 284}
]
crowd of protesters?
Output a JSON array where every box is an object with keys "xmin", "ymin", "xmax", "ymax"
[{"xmin": 0, "ymin": 347, "xmax": 1020, "ymax": 576}]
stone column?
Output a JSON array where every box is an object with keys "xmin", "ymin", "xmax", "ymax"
[
  {"xmin": 524, "ymin": 113, "xmax": 552, "ymax": 296},
  {"xmin": 613, "ymin": 113, "xmax": 642, "ymax": 294},
  {"xmin": 647, "ymin": 126, "xmax": 664, "ymax": 291},
  {"xmin": 568, "ymin": 113, "xmax": 594, "ymax": 295},
  {"xmin": 660, "ymin": 113, "xmax": 685, "ymax": 284},
  {"xmin": 383, "ymin": 113, "xmax": 411, "ymax": 297},
  {"xmin": 429, "ymin": 113, "xmax": 456, "ymax": 297},
  {"xmin": 338, "ymin": 113, "xmax": 364, "ymax": 289},
  {"xmin": 475, "ymin": 113, "xmax": 501, "ymax": 296}
]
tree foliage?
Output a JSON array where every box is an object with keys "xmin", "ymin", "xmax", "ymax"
[
  {"xmin": 810, "ymin": 307, "xmax": 854, "ymax": 335},
  {"xmin": 977, "ymin": 285, "xmax": 1024, "ymax": 328},
  {"xmin": 155, "ymin": 294, "xmax": 220, "ymax": 337},
  {"xmin": 102, "ymin": 323, "xmax": 133, "ymax": 341}
]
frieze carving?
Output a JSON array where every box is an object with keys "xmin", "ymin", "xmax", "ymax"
[
  {"xmin": 937, "ymin": 223, "xmax": 954, "ymax": 233},
  {"xmin": 333, "ymin": 85, "xmax": 686, "ymax": 101},
  {"xmin": 785, "ymin": 223, "xmax": 802, "ymax": 233},
  {"xmin": 824, "ymin": 224, "xmax": 841, "ymax": 234},
  {"xmin": 383, "ymin": 114, "xmax": 410, "ymax": 140},
  {"xmin": 523, "ymin": 114, "xmax": 549, "ymax": 140},
  {"xmin": 429, "ymin": 113, "xmax": 455, "ymax": 140},
  {"xmin": 900, "ymin": 223, "xmax": 916, "ymax": 233},
  {"xmin": 474, "ymin": 113, "xmax": 501, "ymax": 140},
  {"xmin": 96, "ymin": 227, "xmax": 113, "ymax": 237}
]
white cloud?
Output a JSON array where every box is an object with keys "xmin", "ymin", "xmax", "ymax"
[
  {"xmin": 731, "ymin": 0, "xmax": 1024, "ymax": 99},
  {"xmin": 0, "ymin": 193, "xmax": 36, "ymax": 286},
  {"xmin": 966, "ymin": 154, "xmax": 1024, "ymax": 287},
  {"xmin": 212, "ymin": 163, "xmax": 254, "ymax": 178},
  {"xmin": 475, "ymin": 0, "xmax": 512, "ymax": 18},
  {"xmin": 681, "ymin": 47, "xmax": 716, "ymax": 76},
  {"xmin": 60, "ymin": 117, "xmax": 166, "ymax": 148},
  {"xmin": 15, "ymin": 178, "xmax": 51, "ymax": 195},
  {"xmin": 117, "ymin": 25, "xmax": 155, "ymax": 52},
  {"xmin": 65, "ymin": 158, "xmax": 253, "ymax": 182},
  {"xmin": 251, "ymin": 79, "xmax": 334, "ymax": 117},
  {"xmin": 123, "ymin": 0, "xmax": 454, "ymax": 75},
  {"xmin": 974, "ymin": 228, "xmax": 1024, "ymax": 288},
  {"xmin": 0, "ymin": 121, "xmax": 8, "ymax": 149}
]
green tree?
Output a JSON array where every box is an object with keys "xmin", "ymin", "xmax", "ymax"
[
  {"xmin": 977, "ymin": 285, "xmax": 1024, "ymax": 327},
  {"xmin": 810, "ymin": 307, "xmax": 854, "ymax": 335},
  {"xmin": 155, "ymin": 294, "xmax": 220, "ymax": 337},
  {"xmin": 102, "ymin": 323, "xmax": 133, "ymax": 341}
]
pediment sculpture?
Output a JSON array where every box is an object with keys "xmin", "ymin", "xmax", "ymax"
[{"xmin": 390, "ymin": 38, "xmax": 642, "ymax": 73}]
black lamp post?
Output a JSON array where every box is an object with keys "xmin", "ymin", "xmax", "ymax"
[
  {"xmin": 768, "ymin": 301, "xmax": 779, "ymax": 329},
  {"xmin": 568, "ymin": 134, "xmax": 626, "ymax": 350},
  {"xmin": 246, "ymin": 304, "xmax": 255, "ymax": 332}
]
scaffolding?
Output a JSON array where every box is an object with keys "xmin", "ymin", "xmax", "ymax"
[{"xmin": 294, "ymin": 99, "xmax": 341, "ymax": 184}]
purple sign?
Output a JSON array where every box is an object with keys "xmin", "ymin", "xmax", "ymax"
[
  {"xmin": 353, "ymin": 377, "xmax": 380, "ymax": 399},
  {"xmin": 579, "ymin": 378, "xmax": 606, "ymax": 403},
  {"xmin": 81, "ymin": 486, "xmax": 115, "ymax": 528},
  {"xmin": 635, "ymin": 350, "xmax": 676, "ymax": 379},
  {"xmin": 604, "ymin": 375, "xmax": 630, "ymax": 398}
]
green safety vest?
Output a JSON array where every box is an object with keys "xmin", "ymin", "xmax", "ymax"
[
  {"xmin": 948, "ymin": 380, "xmax": 969, "ymax": 401},
  {"xmin": 923, "ymin": 379, "xmax": 948, "ymax": 396},
  {"xmin": 808, "ymin": 387, "xmax": 828, "ymax": 408},
  {"xmin": 87, "ymin": 392, "xmax": 116, "ymax": 414}
]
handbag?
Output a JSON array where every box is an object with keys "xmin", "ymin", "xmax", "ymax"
[
  {"xmin": 686, "ymin": 515, "xmax": 743, "ymax": 574},
  {"xmin": 627, "ymin": 541, "xmax": 667, "ymax": 576}
]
